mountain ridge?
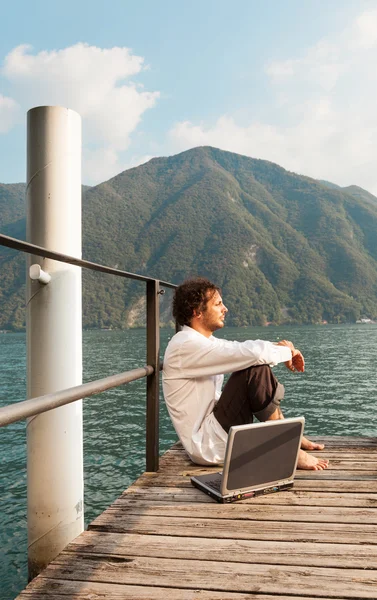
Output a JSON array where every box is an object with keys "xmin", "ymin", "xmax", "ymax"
[{"xmin": 0, "ymin": 146, "xmax": 376, "ymax": 329}]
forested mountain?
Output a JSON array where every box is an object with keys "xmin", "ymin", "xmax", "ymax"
[{"xmin": 1, "ymin": 147, "xmax": 377, "ymax": 330}]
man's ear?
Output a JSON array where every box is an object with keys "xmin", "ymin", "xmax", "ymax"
[{"xmin": 193, "ymin": 309, "xmax": 202, "ymax": 319}]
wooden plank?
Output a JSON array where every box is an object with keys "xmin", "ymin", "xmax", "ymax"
[
  {"xmin": 159, "ymin": 449, "xmax": 377, "ymax": 474},
  {"xmin": 127, "ymin": 472, "xmax": 377, "ymax": 492},
  {"xmin": 67, "ymin": 530, "xmax": 377, "ymax": 569},
  {"xmin": 159, "ymin": 459, "xmax": 377, "ymax": 473},
  {"xmin": 295, "ymin": 470, "xmax": 377, "ymax": 480},
  {"xmin": 177, "ymin": 468, "xmax": 377, "ymax": 479},
  {"xmin": 17, "ymin": 577, "xmax": 331, "ymax": 600},
  {"xmin": 294, "ymin": 478, "xmax": 377, "ymax": 491},
  {"xmin": 308, "ymin": 456, "xmax": 377, "ymax": 466},
  {"xmin": 307, "ymin": 436, "xmax": 377, "ymax": 445},
  {"xmin": 311, "ymin": 453, "xmax": 377, "ymax": 461},
  {"xmin": 105, "ymin": 500, "xmax": 377, "ymax": 524},
  {"xmin": 89, "ymin": 513, "xmax": 377, "ymax": 544},
  {"xmin": 29, "ymin": 553, "xmax": 377, "ymax": 599},
  {"xmin": 118, "ymin": 487, "xmax": 377, "ymax": 508}
]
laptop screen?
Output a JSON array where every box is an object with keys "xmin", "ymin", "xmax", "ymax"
[{"xmin": 227, "ymin": 420, "xmax": 302, "ymax": 491}]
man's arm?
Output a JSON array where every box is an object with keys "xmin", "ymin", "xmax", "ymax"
[{"xmin": 164, "ymin": 336, "xmax": 293, "ymax": 379}]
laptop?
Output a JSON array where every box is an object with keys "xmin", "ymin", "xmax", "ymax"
[{"xmin": 191, "ymin": 417, "xmax": 305, "ymax": 503}]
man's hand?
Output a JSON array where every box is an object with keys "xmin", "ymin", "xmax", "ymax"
[
  {"xmin": 276, "ymin": 339, "xmax": 305, "ymax": 373},
  {"xmin": 290, "ymin": 348, "xmax": 305, "ymax": 372}
]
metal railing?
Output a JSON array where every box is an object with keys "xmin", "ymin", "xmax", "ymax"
[{"xmin": 0, "ymin": 232, "xmax": 176, "ymax": 472}]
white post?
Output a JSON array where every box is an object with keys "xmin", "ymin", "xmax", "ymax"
[{"xmin": 26, "ymin": 106, "xmax": 83, "ymax": 580}]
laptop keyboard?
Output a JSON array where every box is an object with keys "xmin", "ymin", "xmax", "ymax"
[{"xmin": 206, "ymin": 477, "xmax": 222, "ymax": 492}]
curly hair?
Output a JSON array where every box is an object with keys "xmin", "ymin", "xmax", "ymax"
[{"xmin": 173, "ymin": 277, "xmax": 220, "ymax": 327}]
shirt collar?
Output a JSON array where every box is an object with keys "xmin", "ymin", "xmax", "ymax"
[{"xmin": 181, "ymin": 324, "xmax": 214, "ymax": 339}]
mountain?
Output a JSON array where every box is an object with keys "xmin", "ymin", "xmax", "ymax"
[
  {"xmin": 1, "ymin": 147, "xmax": 377, "ymax": 329},
  {"xmin": 320, "ymin": 180, "xmax": 377, "ymax": 207}
]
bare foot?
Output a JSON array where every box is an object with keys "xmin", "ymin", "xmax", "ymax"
[
  {"xmin": 301, "ymin": 435, "xmax": 325, "ymax": 451},
  {"xmin": 297, "ymin": 449, "xmax": 329, "ymax": 470}
]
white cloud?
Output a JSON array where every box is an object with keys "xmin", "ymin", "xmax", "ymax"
[
  {"xmin": 0, "ymin": 94, "xmax": 20, "ymax": 133},
  {"xmin": 83, "ymin": 147, "xmax": 155, "ymax": 183},
  {"xmin": 83, "ymin": 147, "xmax": 127, "ymax": 184},
  {"xmin": 353, "ymin": 9, "xmax": 377, "ymax": 48},
  {"xmin": 1, "ymin": 43, "xmax": 159, "ymax": 181},
  {"xmin": 170, "ymin": 116, "xmax": 286, "ymax": 160},
  {"xmin": 127, "ymin": 154, "xmax": 155, "ymax": 169},
  {"xmin": 170, "ymin": 9, "xmax": 377, "ymax": 194}
]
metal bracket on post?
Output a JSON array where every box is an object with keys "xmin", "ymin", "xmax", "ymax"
[
  {"xmin": 146, "ymin": 279, "xmax": 160, "ymax": 472},
  {"xmin": 29, "ymin": 264, "xmax": 51, "ymax": 284}
]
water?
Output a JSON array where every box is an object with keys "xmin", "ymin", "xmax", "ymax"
[{"xmin": 1, "ymin": 324, "xmax": 376, "ymax": 599}]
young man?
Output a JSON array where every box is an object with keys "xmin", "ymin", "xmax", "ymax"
[{"xmin": 162, "ymin": 277, "xmax": 328, "ymax": 470}]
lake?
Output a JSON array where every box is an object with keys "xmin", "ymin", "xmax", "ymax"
[{"xmin": 1, "ymin": 324, "xmax": 376, "ymax": 599}]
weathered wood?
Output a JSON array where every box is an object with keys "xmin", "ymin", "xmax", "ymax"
[
  {"xmin": 118, "ymin": 487, "xmax": 377, "ymax": 507},
  {"xmin": 16, "ymin": 436, "xmax": 377, "ymax": 600},
  {"xmin": 68, "ymin": 531, "xmax": 377, "ymax": 569},
  {"xmin": 159, "ymin": 449, "xmax": 377, "ymax": 466},
  {"xmin": 306, "ymin": 436, "xmax": 377, "ymax": 445},
  {"xmin": 128, "ymin": 472, "xmax": 377, "ymax": 492},
  {"xmin": 103, "ymin": 500, "xmax": 377, "ymax": 524},
  {"xmin": 294, "ymin": 478, "xmax": 377, "ymax": 491},
  {"xmin": 17, "ymin": 577, "xmax": 331, "ymax": 600},
  {"xmin": 160, "ymin": 459, "xmax": 377, "ymax": 473},
  {"xmin": 295, "ymin": 470, "xmax": 377, "ymax": 480},
  {"xmin": 89, "ymin": 513, "xmax": 377, "ymax": 544},
  {"xmin": 176, "ymin": 467, "xmax": 377, "ymax": 479},
  {"xmin": 26, "ymin": 553, "xmax": 377, "ymax": 599}
]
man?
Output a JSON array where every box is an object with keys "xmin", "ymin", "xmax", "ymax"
[{"xmin": 162, "ymin": 277, "xmax": 328, "ymax": 470}]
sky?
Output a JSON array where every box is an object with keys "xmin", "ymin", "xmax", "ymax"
[{"xmin": 2, "ymin": 0, "xmax": 377, "ymax": 193}]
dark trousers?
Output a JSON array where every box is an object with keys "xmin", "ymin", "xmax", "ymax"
[{"xmin": 213, "ymin": 365, "xmax": 284, "ymax": 433}]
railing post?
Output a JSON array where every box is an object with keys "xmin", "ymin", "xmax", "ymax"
[
  {"xmin": 146, "ymin": 279, "xmax": 160, "ymax": 471},
  {"xmin": 26, "ymin": 106, "xmax": 83, "ymax": 580}
]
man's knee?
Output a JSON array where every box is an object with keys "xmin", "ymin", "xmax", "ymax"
[
  {"xmin": 247, "ymin": 364, "xmax": 276, "ymax": 388},
  {"xmin": 246, "ymin": 364, "xmax": 284, "ymax": 411}
]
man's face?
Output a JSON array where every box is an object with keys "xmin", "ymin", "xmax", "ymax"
[{"xmin": 200, "ymin": 290, "xmax": 228, "ymax": 332}]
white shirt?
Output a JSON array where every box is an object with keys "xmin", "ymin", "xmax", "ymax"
[{"xmin": 162, "ymin": 325, "xmax": 292, "ymax": 465}]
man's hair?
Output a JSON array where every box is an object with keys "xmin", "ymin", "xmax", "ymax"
[{"xmin": 173, "ymin": 277, "xmax": 220, "ymax": 327}]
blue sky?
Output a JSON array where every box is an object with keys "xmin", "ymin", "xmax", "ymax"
[{"xmin": 2, "ymin": 0, "xmax": 377, "ymax": 192}]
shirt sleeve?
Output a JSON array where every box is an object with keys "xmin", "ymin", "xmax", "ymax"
[{"xmin": 169, "ymin": 336, "xmax": 292, "ymax": 379}]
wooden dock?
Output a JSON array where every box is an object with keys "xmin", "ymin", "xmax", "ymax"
[{"xmin": 18, "ymin": 436, "xmax": 377, "ymax": 599}]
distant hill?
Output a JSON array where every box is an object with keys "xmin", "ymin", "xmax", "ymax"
[
  {"xmin": 342, "ymin": 185, "xmax": 377, "ymax": 207},
  {"xmin": 320, "ymin": 180, "xmax": 377, "ymax": 207},
  {"xmin": 1, "ymin": 147, "xmax": 377, "ymax": 330}
]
